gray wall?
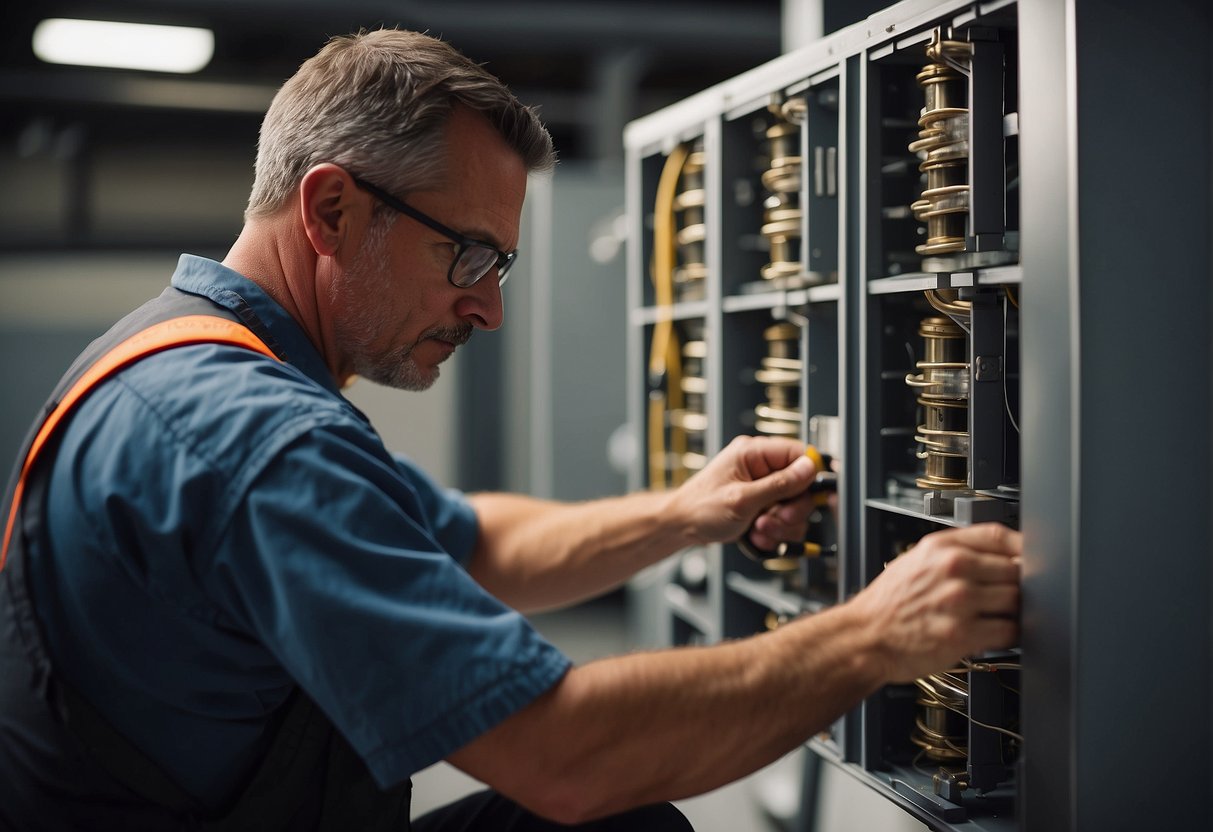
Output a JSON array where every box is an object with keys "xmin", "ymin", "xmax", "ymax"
[{"xmin": 0, "ymin": 162, "xmax": 632, "ymax": 502}]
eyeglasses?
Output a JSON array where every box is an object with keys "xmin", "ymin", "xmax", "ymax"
[{"xmin": 352, "ymin": 176, "xmax": 517, "ymax": 288}]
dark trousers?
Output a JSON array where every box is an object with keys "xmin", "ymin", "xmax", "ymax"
[{"xmin": 412, "ymin": 790, "xmax": 694, "ymax": 831}]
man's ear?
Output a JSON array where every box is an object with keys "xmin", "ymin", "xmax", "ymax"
[{"xmin": 298, "ymin": 164, "xmax": 363, "ymax": 257}]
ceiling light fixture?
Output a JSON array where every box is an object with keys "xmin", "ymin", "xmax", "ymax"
[{"xmin": 33, "ymin": 18, "xmax": 215, "ymax": 74}]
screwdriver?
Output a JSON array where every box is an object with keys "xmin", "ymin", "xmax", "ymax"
[{"xmin": 736, "ymin": 444, "xmax": 838, "ymax": 566}]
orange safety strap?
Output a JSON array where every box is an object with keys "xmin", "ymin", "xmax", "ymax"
[{"xmin": 0, "ymin": 315, "xmax": 282, "ymax": 572}]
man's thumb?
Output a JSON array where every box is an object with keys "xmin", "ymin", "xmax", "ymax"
[{"xmin": 744, "ymin": 454, "xmax": 815, "ymax": 507}]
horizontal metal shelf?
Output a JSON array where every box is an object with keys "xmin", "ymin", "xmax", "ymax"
[
  {"xmin": 724, "ymin": 572, "xmax": 829, "ymax": 616},
  {"xmin": 807, "ymin": 744, "xmax": 1017, "ymax": 832},
  {"xmin": 867, "ymin": 492, "xmax": 1021, "ymax": 527},
  {"xmin": 663, "ymin": 583, "xmax": 716, "ymax": 639},
  {"xmin": 869, "ymin": 265, "xmax": 1023, "ymax": 295},
  {"xmin": 721, "ymin": 282, "xmax": 841, "ymax": 313},
  {"xmin": 629, "ymin": 301, "xmax": 710, "ymax": 326},
  {"xmin": 865, "ymin": 495, "xmax": 963, "ymax": 527}
]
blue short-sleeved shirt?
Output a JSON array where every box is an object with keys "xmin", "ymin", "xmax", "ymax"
[{"xmin": 28, "ymin": 254, "xmax": 571, "ymax": 810}]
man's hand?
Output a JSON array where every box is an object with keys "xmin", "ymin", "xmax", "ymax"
[
  {"xmin": 847, "ymin": 523, "xmax": 1022, "ymax": 683},
  {"xmin": 666, "ymin": 435, "xmax": 819, "ymax": 549}
]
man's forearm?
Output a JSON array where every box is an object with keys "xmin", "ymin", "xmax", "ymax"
[
  {"xmin": 448, "ymin": 601, "xmax": 886, "ymax": 824},
  {"xmin": 466, "ymin": 491, "xmax": 695, "ymax": 611},
  {"xmin": 450, "ymin": 523, "xmax": 1020, "ymax": 825}
]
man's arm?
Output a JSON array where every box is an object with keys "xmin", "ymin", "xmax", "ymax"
[
  {"xmin": 448, "ymin": 523, "xmax": 1021, "ymax": 824},
  {"xmin": 467, "ymin": 436, "xmax": 820, "ymax": 611}
]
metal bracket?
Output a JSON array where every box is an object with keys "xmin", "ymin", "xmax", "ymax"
[{"xmin": 974, "ymin": 354, "xmax": 1002, "ymax": 381}]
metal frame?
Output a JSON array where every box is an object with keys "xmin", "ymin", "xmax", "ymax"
[{"xmin": 626, "ymin": 1, "xmax": 1213, "ymax": 828}]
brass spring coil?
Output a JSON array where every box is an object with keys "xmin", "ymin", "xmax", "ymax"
[
  {"xmin": 754, "ymin": 322, "xmax": 801, "ymax": 437},
  {"xmin": 673, "ymin": 144, "xmax": 708, "ymax": 300},
  {"xmin": 909, "ymin": 33, "xmax": 973, "ymax": 256},
  {"xmin": 912, "ymin": 672, "xmax": 970, "ymax": 762},
  {"xmin": 761, "ymin": 100, "xmax": 802, "ymax": 282},
  {"xmin": 905, "ymin": 312, "xmax": 969, "ymax": 489}
]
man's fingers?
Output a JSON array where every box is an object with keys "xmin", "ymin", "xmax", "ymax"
[
  {"xmin": 961, "ymin": 552, "xmax": 1022, "ymax": 585},
  {"xmin": 741, "ymin": 454, "xmax": 816, "ymax": 509},
  {"xmin": 932, "ymin": 522, "xmax": 1022, "ymax": 557},
  {"xmin": 972, "ymin": 583, "xmax": 1020, "ymax": 617},
  {"xmin": 967, "ymin": 617, "xmax": 1019, "ymax": 653},
  {"xmin": 732, "ymin": 435, "xmax": 810, "ymax": 479}
]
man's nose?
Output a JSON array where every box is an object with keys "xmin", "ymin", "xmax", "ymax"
[{"xmin": 454, "ymin": 274, "xmax": 504, "ymax": 331}]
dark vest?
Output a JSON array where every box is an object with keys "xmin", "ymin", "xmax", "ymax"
[{"xmin": 0, "ymin": 288, "xmax": 412, "ymax": 831}]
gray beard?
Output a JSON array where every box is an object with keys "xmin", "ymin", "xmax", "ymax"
[
  {"xmin": 360, "ymin": 323, "xmax": 473, "ymax": 391},
  {"xmin": 332, "ymin": 216, "xmax": 473, "ymax": 391}
]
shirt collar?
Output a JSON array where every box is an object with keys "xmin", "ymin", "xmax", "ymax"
[{"xmin": 170, "ymin": 253, "xmax": 344, "ymax": 396}]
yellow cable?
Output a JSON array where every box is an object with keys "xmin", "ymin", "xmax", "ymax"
[
  {"xmin": 648, "ymin": 143, "xmax": 690, "ymax": 489},
  {"xmin": 667, "ymin": 331, "xmax": 686, "ymax": 486}
]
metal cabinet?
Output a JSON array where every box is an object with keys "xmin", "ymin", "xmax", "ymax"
[{"xmin": 624, "ymin": 1, "xmax": 1212, "ymax": 829}]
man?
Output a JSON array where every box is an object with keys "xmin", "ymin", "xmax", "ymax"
[{"xmin": 0, "ymin": 28, "xmax": 1021, "ymax": 831}]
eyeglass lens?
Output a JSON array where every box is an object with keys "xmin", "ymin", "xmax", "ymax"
[{"xmin": 454, "ymin": 245, "xmax": 511, "ymax": 288}]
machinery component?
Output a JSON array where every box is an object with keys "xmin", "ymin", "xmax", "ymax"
[
  {"xmin": 912, "ymin": 659, "xmax": 1023, "ymax": 804},
  {"xmin": 906, "ymin": 308, "xmax": 970, "ymax": 490},
  {"xmin": 673, "ymin": 142, "xmax": 708, "ymax": 302},
  {"xmin": 736, "ymin": 445, "xmax": 838, "ymax": 571},
  {"xmin": 913, "ymin": 672, "xmax": 970, "ymax": 763},
  {"xmin": 760, "ymin": 97, "xmax": 803, "ymax": 285},
  {"xmin": 675, "ymin": 329, "xmax": 709, "ymax": 474},
  {"xmin": 754, "ymin": 322, "xmax": 802, "ymax": 437},
  {"xmin": 909, "ymin": 32, "xmax": 973, "ymax": 258},
  {"xmin": 908, "ymin": 28, "xmax": 1016, "ymax": 273},
  {"xmin": 648, "ymin": 143, "xmax": 691, "ymax": 490}
]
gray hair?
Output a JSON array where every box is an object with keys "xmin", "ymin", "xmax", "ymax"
[{"xmin": 245, "ymin": 28, "xmax": 556, "ymax": 219}]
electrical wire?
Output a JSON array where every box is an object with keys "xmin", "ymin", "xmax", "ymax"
[
  {"xmin": 648, "ymin": 143, "xmax": 690, "ymax": 489},
  {"xmin": 1003, "ymin": 291, "xmax": 1021, "ymax": 434},
  {"xmin": 935, "ymin": 698, "xmax": 1025, "ymax": 743}
]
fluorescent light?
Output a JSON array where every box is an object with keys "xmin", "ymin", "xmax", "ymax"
[{"xmin": 33, "ymin": 18, "xmax": 214, "ymax": 74}]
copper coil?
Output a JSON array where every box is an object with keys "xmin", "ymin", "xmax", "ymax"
[
  {"xmin": 669, "ymin": 409, "xmax": 708, "ymax": 433},
  {"xmin": 766, "ymin": 336, "xmax": 798, "ymax": 358},
  {"xmin": 761, "ymin": 259, "xmax": 802, "ymax": 282},
  {"xmin": 761, "ymin": 165, "xmax": 801, "ymax": 194},
  {"xmin": 909, "ymin": 34, "xmax": 972, "ymax": 259},
  {"xmin": 916, "ymin": 63, "xmax": 965, "ymax": 113},
  {"xmin": 765, "ymin": 386, "xmax": 799, "ymax": 409},
  {"xmin": 764, "ymin": 322, "xmax": 799, "ymax": 342},
  {"xmin": 761, "ymin": 216, "xmax": 801, "ymax": 238},
  {"xmin": 762, "ymin": 356, "xmax": 802, "ymax": 372},
  {"xmin": 681, "ymin": 376, "xmax": 708, "ymax": 396},
  {"xmin": 755, "ymin": 404, "xmax": 800, "ymax": 422},
  {"xmin": 754, "ymin": 367, "xmax": 800, "ymax": 386},
  {"xmin": 673, "ymin": 188, "xmax": 705, "ymax": 212},
  {"xmin": 912, "ymin": 672, "xmax": 970, "ymax": 762},
  {"xmin": 676, "ymin": 223, "xmax": 706, "ymax": 247},
  {"xmin": 780, "ymin": 97, "xmax": 807, "ymax": 125},
  {"xmin": 756, "ymin": 419, "xmax": 801, "ymax": 437},
  {"xmin": 918, "ymin": 105, "xmax": 969, "ymax": 130},
  {"xmin": 683, "ymin": 150, "xmax": 706, "ymax": 178},
  {"xmin": 766, "ymin": 121, "xmax": 799, "ymax": 157},
  {"xmin": 673, "ymin": 263, "xmax": 708, "ymax": 285},
  {"xmin": 683, "ymin": 395, "xmax": 705, "ymax": 419},
  {"xmin": 908, "ymin": 315, "xmax": 970, "ymax": 489}
]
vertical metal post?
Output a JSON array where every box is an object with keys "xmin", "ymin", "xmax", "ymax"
[
  {"xmin": 967, "ymin": 32, "xmax": 1005, "ymax": 248},
  {"xmin": 967, "ymin": 289, "xmax": 1004, "ymax": 490}
]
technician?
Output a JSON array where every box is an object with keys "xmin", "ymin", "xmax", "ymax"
[{"xmin": 0, "ymin": 28, "xmax": 1021, "ymax": 831}]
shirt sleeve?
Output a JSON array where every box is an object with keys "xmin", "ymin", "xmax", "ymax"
[
  {"xmin": 209, "ymin": 419, "xmax": 572, "ymax": 789},
  {"xmin": 389, "ymin": 452, "xmax": 479, "ymax": 566}
]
